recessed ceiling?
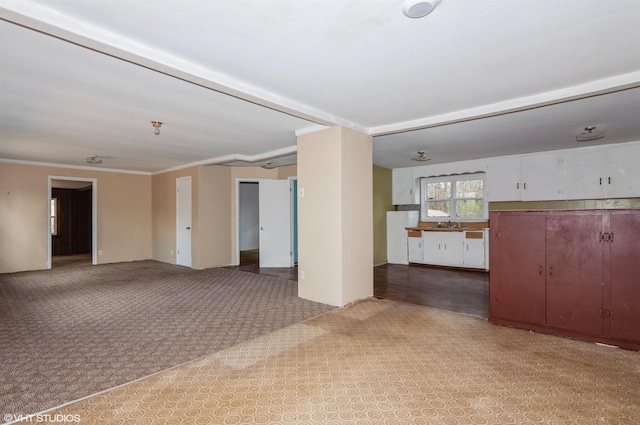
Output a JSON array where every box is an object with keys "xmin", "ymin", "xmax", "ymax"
[{"xmin": 1, "ymin": 0, "xmax": 640, "ymax": 173}]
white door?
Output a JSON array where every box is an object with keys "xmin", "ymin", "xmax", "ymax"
[
  {"xmin": 176, "ymin": 177, "xmax": 192, "ymax": 267},
  {"xmin": 259, "ymin": 179, "xmax": 291, "ymax": 267}
]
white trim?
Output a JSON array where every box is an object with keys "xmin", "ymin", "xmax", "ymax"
[
  {"xmin": 1, "ymin": 158, "xmax": 150, "ymax": 175},
  {"xmin": 47, "ymin": 176, "xmax": 98, "ymax": 269},
  {"xmin": 288, "ymin": 176, "xmax": 298, "ymax": 267}
]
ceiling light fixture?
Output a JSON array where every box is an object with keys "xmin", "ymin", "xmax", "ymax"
[
  {"xmin": 84, "ymin": 155, "xmax": 102, "ymax": 165},
  {"xmin": 151, "ymin": 120, "xmax": 162, "ymax": 135},
  {"xmin": 412, "ymin": 151, "xmax": 432, "ymax": 162},
  {"xmin": 576, "ymin": 125, "xmax": 604, "ymax": 142},
  {"xmin": 402, "ymin": 0, "xmax": 441, "ymax": 18}
]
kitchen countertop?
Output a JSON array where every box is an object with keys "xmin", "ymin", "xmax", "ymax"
[{"xmin": 406, "ymin": 221, "xmax": 490, "ymax": 232}]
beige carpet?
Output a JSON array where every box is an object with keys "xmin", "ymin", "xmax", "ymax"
[
  {"xmin": 42, "ymin": 298, "xmax": 639, "ymax": 425},
  {"xmin": 0, "ymin": 261, "xmax": 334, "ymax": 418}
]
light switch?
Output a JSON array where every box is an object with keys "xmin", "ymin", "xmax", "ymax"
[{"xmin": 299, "ymin": 188, "xmax": 304, "ymax": 197}]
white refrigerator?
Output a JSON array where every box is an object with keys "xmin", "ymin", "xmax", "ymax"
[{"xmin": 386, "ymin": 211, "xmax": 419, "ymax": 264}]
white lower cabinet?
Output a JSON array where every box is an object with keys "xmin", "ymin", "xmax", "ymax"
[
  {"xmin": 409, "ymin": 230, "xmax": 487, "ymax": 269},
  {"xmin": 408, "ymin": 234, "xmax": 424, "ymax": 263},
  {"xmin": 463, "ymin": 231, "xmax": 486, "ymax": 268},
  {"xmin": 422, "ymin": 232, "xmax": 464, "ymax": 267}
]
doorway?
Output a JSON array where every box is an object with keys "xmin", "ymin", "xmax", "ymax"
[
  {"xmin": 238, "ymin": 182, "xmax": 260, "ymax": 266},
  {"xmin": 48, "ymin": 177, "xmax": 97, "ymax": 269},
  {"xmin": 236, "ymin": 178, "xmax": 296, "ymax": 268}
]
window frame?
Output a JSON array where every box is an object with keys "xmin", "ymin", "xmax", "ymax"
[{"xmin": 419, "ymin": 172, "xmax": 487, "ymax": 222}]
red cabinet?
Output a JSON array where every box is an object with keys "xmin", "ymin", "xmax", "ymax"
[
  {"xmin": 608, "ymin": 211, "xmax": 640, "ymax": 343},
  {"xmin": 489, "ymin": 213, "xmax": 546, "ymax": 326},
  {"xmin": 490, "ymin": 209, "xmax": 640, "ymax": 351}
]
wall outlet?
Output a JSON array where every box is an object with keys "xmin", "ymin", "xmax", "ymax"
[
  {"xmin": 98, "ymin": 250, "xmax": 103, "ymax": 256},
  {"xmin": 170, "ymin": 250, "xmax": 174, "ymax": 256},
  {"xmin": 299, "ymin": 270, "xmax": 305, "ymax": 280},
  {"xmin": 298, "ymin": 188, "xmax": 304, "ymax": 197}
]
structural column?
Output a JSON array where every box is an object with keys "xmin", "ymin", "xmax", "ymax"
[{"xmin": 297, "ymin": 126, "xmax": 373, "ymax": 306}]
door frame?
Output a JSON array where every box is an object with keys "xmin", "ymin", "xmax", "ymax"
[
  {"xmin": 235, "ymin": 177, "xmax": 298, "ymax": 267},
  {"xmin": 289, "ymin": 176, "xmax": 298, "ymax": 267},
  {"xmin": 47, "ymin": 176, "xmax": 98, "ymax": 269}
]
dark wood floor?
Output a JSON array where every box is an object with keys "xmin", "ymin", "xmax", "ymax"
[
  {"xmin": 374, "ymin": 264, "xmax": 489, "ymax": 318},
  {"xmin": 232, "ymin": 249, "xmax": 489, "ymax": 318}
]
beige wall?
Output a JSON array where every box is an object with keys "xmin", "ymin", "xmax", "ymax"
[
  {"xmin": 373, "ymin": 166, "xmax": 393, "ymax": 266},
  {"xmin": 2, "ymin": 160, "xmax": 298, "ymax": 274},
  {"xmin": 0, "ymin": 162, "xmax": 152, "ymax": 273},
  {"xmin": 151, "ymin": 164, "xmax": 294, "ymax": 268},
  {"xmin": 194, "ymin": 165, "xmax": 233, "ymax": 268},
  {"xmin": 297, "ymin": 127, "xmax": 373, "ymax": 306}
]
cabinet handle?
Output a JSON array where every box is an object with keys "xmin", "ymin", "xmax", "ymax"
[
  {"xmin": 516, "ymin": 182, "xmax": 519, "ymax": 189},
  {"xmin": 608, "ymin": 177, "xmax": 611, "ymax": 185},
  {"xmin": 549, "ymin": 266, "xmax": 553, "ymax": 277},
  {"xmin": 599, "ymin": 178, "xmax": 602, "ymax": 185},
  {"xmin": 539, "ymin": 264, "xmax": 543, "ymax": 276},
  {"xmin": 523, "ymin": 182, "xmax": 526, "ymax": 190}
]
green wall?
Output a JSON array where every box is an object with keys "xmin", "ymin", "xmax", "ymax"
[{"xmin": 373, "ymin": 166, "xmax": 393, "ymax": 265}]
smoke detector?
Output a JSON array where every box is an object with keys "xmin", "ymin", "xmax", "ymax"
[
  {"xmin": 412, "ymin": 151, "xmax": 432, "ymax": 162},
  {"xmin": 403, "ymin": 0, "xmax": 441, "ymax": 18}
]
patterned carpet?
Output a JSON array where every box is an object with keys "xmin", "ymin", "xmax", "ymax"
[
  {"xmin": 0, "ymin": 261, "xmax": 334, "ymax": 418},
  {"xmin": 44, "ymin": 298, "xmax": 640, "ymax": 425}
]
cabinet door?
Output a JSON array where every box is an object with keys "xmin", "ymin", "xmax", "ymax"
[
  {"xmin": 605, "ymin": 143, "xmax": 640, "ymax": 198},
  {"xmin": 560, "ymin": 148, "xmax": 605, "ymax": 200},
  {"xmin": 441, "ymin": 234, "xmax": 464, "ymax": 266},
  {"xmin": 422, "ymin": 233, "xmax": 441, "ymax": 264},
  {"xmin": 485, "ymin": 157, "xmax": 521, "ymax": 201},
  {"xmin": 489, "ymin": 212, "xmax": 546, "ymax": 325},
  {"xmin": 608, "ymin": 211, "xmax": 640, "ymax": 342},
  {"xmin": 545, "ymin": 212, "xmax": 604, "ymax": 336},
  {"xmin": 392, "ymin": 168, "xmax": 417, "ymax": 205},
  {"xmin": 463, "ymin": 232, "xmax": 485, "ymax": 268},
  {"xmin": 520, "ymin": 152, "xmax": 563, "ymax": 201},
  {"xmin": 408, "ymin": 236, "xmax": 424, "ymax": 263}
]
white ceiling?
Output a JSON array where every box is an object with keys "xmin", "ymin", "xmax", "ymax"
[{"xmin": 1, "ymin": 0, "xmax": 640, "ymax": 173}]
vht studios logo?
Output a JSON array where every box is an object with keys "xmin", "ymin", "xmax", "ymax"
[{"xmin": 3, "ymin": 414, "xmax": 81, "ymax": 423}]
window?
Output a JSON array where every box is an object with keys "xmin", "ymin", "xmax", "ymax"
[
  {"xmin": 50, "ymin": 198, "xmax": 58, "ymax": 235},
  {"xmin": 420, "ymin": 173, "xmax": 485, "ymax": 221}
]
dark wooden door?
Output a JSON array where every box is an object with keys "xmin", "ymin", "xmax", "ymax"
[
  {"xmin": 545, "ymin": 212, "xmax": 603, "ymax": 336},
  {"xmin": 608, "ymin": 211, "xmax": 640, "ymax": 342},
  {"xmin": 490, "ymin": 212, "xmax": 546, "ymax": 325}
]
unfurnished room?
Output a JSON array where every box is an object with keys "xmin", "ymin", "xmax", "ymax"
[{"xmin": 1, "ymin": 1, "xmax": 640, "ymax": 424}]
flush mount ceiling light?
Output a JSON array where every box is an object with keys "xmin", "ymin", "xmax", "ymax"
[
  {"xmin": 84, "ymin": 155, "xmax": 102, "ymax": 165},
  {"xmin": 576, "ymin": 125, "xmax": 605, "ymax": 142},
  {"xmin": 412, "ymin": 151, "xmax": 432, "ymax": 161},
  {"xmin": 402, "ymin": 0, "xmax": 441, "ymax": 18},
  {"xmin": 151, "ymin": 120, "xmax": 162, "ymax": 135}
]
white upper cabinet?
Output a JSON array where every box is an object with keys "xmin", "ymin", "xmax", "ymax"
[
  {"xmin": 520, "ymin": 152, "xmax": 563, "ymax": 201},
  {"xmin": 486, "ymin": 156, "xmax": 521, "ymax": 201},
  {"xmin": 561, "ymin": 142, "xmax": 640, "ymax": 200},
  {"xmin": 486, "ymin": 152, "xmax": 562, "ymax": 201},
  {"xmin": 560, "ymin": 147, "xmax": 606, "ymax": 200},
  {"xmin": 605, "ymin": 142, "xmax": 640, "ymax": 198},
  {"xmin": 392, "ymin": 168, "xmax": 418, "ymax": 205}
]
